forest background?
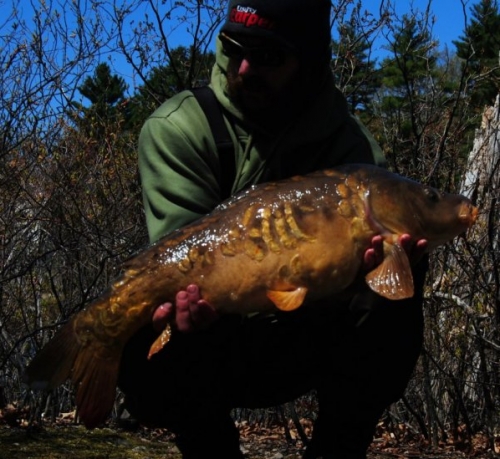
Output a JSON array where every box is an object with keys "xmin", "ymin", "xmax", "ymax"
[{"xmin": 2, "ymin": 0, "xmax": 500, "ymax": 456}]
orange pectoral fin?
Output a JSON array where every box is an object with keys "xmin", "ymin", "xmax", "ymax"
[
  {"xmin": 365, "ymin": 243, "xmax": 414, "ymax": 300},
  {"xmin": 267, "ymin": 286, "xmax": 308, "ymax": 311}
]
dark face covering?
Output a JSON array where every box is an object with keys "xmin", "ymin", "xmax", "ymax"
[
  {"xmin": 226, "ymin": 64, "xmax": 304, "ymax": 129},
  {"xmin": 227, "ymin": 61, "xmax": 331, "ymax": 132},
  {"xmin": 221, "ymin": 32, "xmax": 327, "ymax": 131}
]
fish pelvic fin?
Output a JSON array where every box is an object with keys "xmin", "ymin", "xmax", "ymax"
[
  {"xmin": 365, "ymin": 242, "xmax": 414, "ymax": 300},
  {"xmin": 267, "ymin": 286, "xmax": 308, "ymax": 311},
  {"xmin": 148, "ymin": 323, "xmax": 172, "ymax": 359}
]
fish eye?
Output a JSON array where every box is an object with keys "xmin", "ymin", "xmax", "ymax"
[{"xmin": 424, "ymin": 187, "xmax": 440, "ymax": 202}]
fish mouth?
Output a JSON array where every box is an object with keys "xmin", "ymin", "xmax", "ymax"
[{"xmin": 459, "ymin": 203, "xmax": 478, "ymax": 227}]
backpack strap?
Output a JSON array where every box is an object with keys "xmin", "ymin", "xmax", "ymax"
[{"xmin": 191, "ymin": 86, "xmax": 235, "ymax": 201}]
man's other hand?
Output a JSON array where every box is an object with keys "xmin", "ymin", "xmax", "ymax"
[
  {"xmin": 152, "ymin": 284, "xmax": 218, "ymax": 333},
  {"xmin": 363, "ymin": 234, "xmax": 428, "ymax": 271}
]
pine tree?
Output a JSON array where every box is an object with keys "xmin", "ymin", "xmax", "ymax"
[
  {"xmin": 331, "ymin": 16, "xmax": 381, "ymax": 117},
  {"xmin": 79, "ymin": 63, "xmax": 127, "ymax": 108},
  {"xmin": 376, "ymin": 13, "xmax": 438, "ymax": 172},
  {"xmin": 71, "ymin": 63, "xmax": 129, "ymax": 137},
  {"xmin": 453, "ymin": 0, "xmax": 500, "ymax": 109}
]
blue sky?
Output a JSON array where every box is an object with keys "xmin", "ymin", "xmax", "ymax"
[
  {"xmin": 380, "ymin": 0, "xmax": 469, "ymax": 50},
  {"xmin": 16, "ymin": 0, "xmax": 472, "ymax": 52},
  {"xmin": 351, "ymin": 1, "xmax": 469, "ymax": 58},
  {"xmin": 14, "ymin": 0, "xmax": 475, "ymax": 93}
]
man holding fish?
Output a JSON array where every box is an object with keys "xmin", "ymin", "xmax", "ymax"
[{"xmin": 119, "ymin": 1, "xmax": 429, "ymax": 458}]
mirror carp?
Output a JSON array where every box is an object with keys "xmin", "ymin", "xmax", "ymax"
[{"xmin": 24, "ymin": 164, "xmax": 478, "ymax": 428}]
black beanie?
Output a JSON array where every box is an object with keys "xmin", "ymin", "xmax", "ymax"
[{"xmin": 221, "ymin": 0, "xmax": 331, "ymax": 64}]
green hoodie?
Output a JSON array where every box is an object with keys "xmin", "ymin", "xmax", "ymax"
[{"xmin": 138, "ymin": 39, "xmax": 386, "ymax": 242}]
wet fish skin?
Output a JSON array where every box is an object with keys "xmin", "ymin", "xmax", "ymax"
[{"xmin": 24, "ymin": 164, "xmax": 477, "ymax": 428}]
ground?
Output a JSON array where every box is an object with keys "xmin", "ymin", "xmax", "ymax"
[
  {"xmin": 0, "ymin": 404, "xmax": 497, "ymax": 458},
  {"xmin": 0, "ymin": 420, "xmax": 498, "ymax": 459}
]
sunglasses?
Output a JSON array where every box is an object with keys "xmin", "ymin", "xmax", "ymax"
[{"xmin": 219, "ymin": 32, "xmax": 293, "ymax": 67}]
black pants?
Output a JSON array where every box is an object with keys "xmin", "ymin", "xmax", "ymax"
[{"xmin": 118, "ymin": 264, "xmax": 426, "ymax": 459}]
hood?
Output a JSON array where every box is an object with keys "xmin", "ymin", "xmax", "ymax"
[{"xmin": 210, "ymin": 35, "xmax": 349, "ymax": 146}]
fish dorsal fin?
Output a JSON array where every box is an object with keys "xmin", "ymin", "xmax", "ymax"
[
  {"xmin": 267, "ymin": 286, "xmax": 308, "ymax": 311},
  {"xmin": 365, "ymin": 243, "xmax": 414, "ymax": 300}
]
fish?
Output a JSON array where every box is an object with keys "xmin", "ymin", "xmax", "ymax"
[{"xmin": 24, "ymin": 164, "xmax": 478, "ymax": 429}]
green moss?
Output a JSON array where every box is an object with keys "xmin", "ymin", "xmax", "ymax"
[{"xmin": 0, "ymin": 426, "xmax": 181, "ymax": 459}]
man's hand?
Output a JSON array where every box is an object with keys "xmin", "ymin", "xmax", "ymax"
[
  {"xmin": 363, "ymin": 234, "xmax": 428, "ymax": 271},
  {"xmin": 152, "ymin": 284, "xmax": 218, "ymax": 333},
  {"xmin": 399, "ymin": 233, "xmax": 428, "ymax": 262}
]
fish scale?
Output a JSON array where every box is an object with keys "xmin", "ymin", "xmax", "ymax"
[{"xmin": 24, "ymin": 164, "xmax": 478, "ymax": 429}]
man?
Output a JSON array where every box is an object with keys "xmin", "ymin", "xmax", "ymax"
[{"xmin": 118, "ymin": 1, "xmax": 427, "ymax": 458}]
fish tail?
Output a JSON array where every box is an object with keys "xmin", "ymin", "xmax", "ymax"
[
  {"xmin": 24, "ymin": 321, "xmax": 80, "ymax": 391},
  {"xmin": 24, "ymin": 319, "xmax": 120, "ymax": 429},
  {"xmin": 72, "ymin": 346, "xmax": 120, "ymax": 429}
]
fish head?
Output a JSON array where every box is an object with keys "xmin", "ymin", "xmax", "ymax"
[{"xmin": 363, "ymin": 168, "xmax": 478, "ymax": 249}]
